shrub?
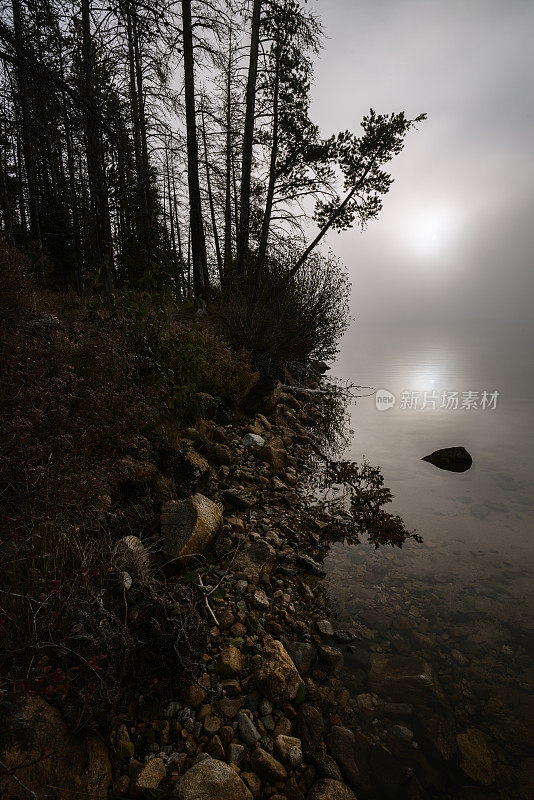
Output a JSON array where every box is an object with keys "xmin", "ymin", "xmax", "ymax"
[{"xmin": 212, "ymin": 245, "xmax": 351, "ymax": 371}]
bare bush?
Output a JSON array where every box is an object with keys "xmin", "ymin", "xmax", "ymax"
[{"xmin": 212, "ymin": 247, "xmax": 351, "ymax": 371}]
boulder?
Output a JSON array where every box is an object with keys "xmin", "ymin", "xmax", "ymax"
[
  {"xmin": 326, "ymin": 726, "xmax": 359, "ymax": 789},
  {"xmin": 217, "ymin": 645, "xmax": 244, "ymax": 677},
  {"xmin": 369, "ymin": 654, "xmax": 447, "ymax": 707},
  {"xmin": 161, "ymin": 494, "xmax": 222, "ymax": 560},
  {"xmin": 286, "ymin": 642, "xmax": 316, "ymax": 675},
  {"xmin": 222, "ymin": 488, "xmax": 258, "ymax": 509},
  {"xmin": 234, "ymin": 539, "xmax": 277, "ymax": 582},
  {"xmin": 275, "ymin": 734, "xmax": 303, "ymax": 766},
  {"xmin": 250, "ymin": 747, "xmax": 287, "ymax": 783},
  {"xmin": 307, "ymin": 779, "xmax": 357, "ymax": 800},
  {"xmin": 261, "ymin": 441, "xmax": 288, "ymax": 473},
  {"xmin": 0, "ymin": 695, "xmax": 111, "ymax": 800},
  {"xmin": 174, "ymin": 758, "xmax": 252, "ymax": 800},
  {"xmin": 112, "ymin": 535, "xmax": 149, "ymax": 579},
  {"xmin": 242, "ymin": 433, "xmax": 265, "ymax": 448},
  {"xmin": 131, "ymin": 758, "xmax": 166, "ymax": 797},
  {"xmin": 253, "ymin": 636, "xmax": 301, "ymax": 704},
  {"xmin": 422, "ymin": 446, "xmax": 472, "ymax": 472},
  {"xmin": 457, "ymin": 728, "xmax": 495, "ymax": 785},
  {"xmin": 296, "ymin": 705, "xmax": 325, "ymax": 754}
]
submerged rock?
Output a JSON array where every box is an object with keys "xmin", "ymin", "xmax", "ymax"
[
  {"xmin": 421, "ymin": 446, "xmax": 472, "ymax": 472},
  {"xmin": 457, "ymin": 727, "xmax": 495, "ymax": 785}
]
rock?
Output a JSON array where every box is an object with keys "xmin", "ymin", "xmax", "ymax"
[
  {"xmin": 369, "ymin": 654, "xmax": 446, "ymax": 707},
  {"xmin": 131, "ymin": 758, "xmax": 166, "ymax": 797},
  {"xmin": 318, "ymin": 645, "xmax": 344, "ymax": 670},
  {"xmin": 253, "ymin": 636, "xmax": 301, "ymax": 704},
  {"xmin": 238, "ymin": 711, "xmax": 261, "ymax": 745},
  {"xmin": 228, "ymin": 742, "xmax": 246, "ymax": 765},
  {"xmin": 383, "ymin": 703, "xmax": 414, "ymax": 720},
  {"xmin": 204, "ymin": 735, "xmax": 224, "ymax": 761},
  {"xmin": 174, "ymin": 758, "xmax": 252, "ymax": 800},
  {"xmin": 161, "ymin": 494, "xmax": 222, "ymax": 560},
  {"xmin": 316, "ymin": 620, "xmax": 335, "ymax": 637},
  {"xmin": 220, "ymin": 697, "xmax": 244, "ymax": 721},
  {"xmin": 457, "ymin": 728, "xmax": 495, "ymax": 785},
  {"xmin": 368, "ymin": 744, "xmax": 412, "ymax": 798},
  {"xmin": 286, "ymin": 642, "xmax": 316, "ymax": 675},
  {"xmin": 217, "ymin": 645, "xmax": 244, "ymax": 677},
  {"xmin": 253, "ymin": 588, "xmax": 270, "ymax": 609},
  {"xmin": 311, "ymin": 754, "xmax": 343, "ymax": 782},
  {"xmin": 188, "ymin": 684, "xmax": 207, "ymax": 708},
  {"xmin": 0, "ymin": 695, "xmax": 111, "ymax": 800},
  {"xmin": 241, "ymin": 771, "xmax": 262, "ymax": 797},
  {"xmin": 112, "ymin": 535, "xmax": 150, "ymax": 579},
  {"xmin": 417, "ymin": 709, "xmax": 457, "ymax": 761},
  {"xmin": 306, "ymin": 779, "xmax": 357, "ymax": 800},
  {"xmin": 391, "ymin": 724, "xmax": 413, "ymax": 742},
  {"xmin": 242, "ymin": 433, "xmax": 265, "ymax": 448},
  {"xmin": 345, "ymin": 644, "xmax": 370, "ymax": 670},
  {"xmin": 250, "ymin": 747, "xmax": 287, "ymax": 783},
  {"xmin": 234, "ymin": 539, "xmax": 277, "ymax": 582},
  {"xmin": 421, "ymin": 446, "xmax": 472, "ymax": 472},
  {"xmin": 222, "ymin": 488, "xmax": 257, "ymax": 509},
  {"xmin": 296, "ymin": 705, "xmax": 325, "ymax": 754},
  {"xmin": 297, "ymin": 554, "xmax": 324, "ymax": 576},
  {"xmin": 261, "ymin": 443, "xmax": 288, "ymax": 473},
  {"xmin": 326, "ymin": 726, "xmax": 359, "ymax": 790},
  {"xmin": 204, "ymin": 714, "xmax": 222, "ymax": 735},
  {"xmin": 115, "ymin": 456, "xmax": 156, "ymax": 486},
  {"xmin": 242, "ymin": 374, "xmax": 282, "ymax": 414},
  {"xmin": 214, "ymin": 444, "xmax": 234, "ymax": 466},
  {"xmin": 275, "ymin": 735, "xmax": 303, "ymax": 766},
  {"xmin": 173, "ymin": 448, "xmax": 214, "ymax": 491}
]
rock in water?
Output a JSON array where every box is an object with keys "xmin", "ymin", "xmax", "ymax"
[
  {"xmin": 161, "ymin": 494, "xmax": 222, "ymax": 560},
  {"xmin": 457, "ymin": 727, "xmax": 495, "ymax": 785},
  {"xmin": 0, "ymin": 695, "xmax": 111, "ymax": 799},
  {"xmin": 422, "ymin": 446, "xmax": 472, "ymax": 472}
]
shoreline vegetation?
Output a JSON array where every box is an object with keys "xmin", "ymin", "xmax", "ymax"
[
  {"xmin": 0, "ymin": 0, "xmax": 430, "ymax": 797},
  {"xmin": 0, "ymin": 244, "xmax": 426, "ymax": 800}
]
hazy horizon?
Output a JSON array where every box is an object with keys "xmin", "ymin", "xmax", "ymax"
[{"xmin": 309, "ymin": 0, "xmax": 534, "ymax": 324}]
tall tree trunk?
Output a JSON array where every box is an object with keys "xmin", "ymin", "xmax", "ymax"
[
  {"xmin": 201, "ymin": 107, "xmax": 222, "ymax": 283},
  {"xmin": 81, "ymin": 0, "xmax": 114, "ymax": 293},
  {"xmin": 223, "ymin": 40, "xmax": 233, "ymax": 286},
  {"xmin": 181, "ymin": 0, "xmax": 209, "ymax": 298},
  {"xmin": 11, "ymin": 0, "xmax": 41, "ymax": 249},
  {"xmin": 0, "ymin": 126, "xmax": 13, "ymax": 234},
  {"xmin": 256, "ymin": 40, "xmax": 280, "ymax": 279},
  {"xmin": 14, "ymin": 132, "xmax": 27, "ymax": 233},
  {"xmin": 126, "ymin": 7, "xmax": 149, "ymax": 274},
  {"xmin": 236, "ymin": 0, "xmax": 261, "ymax": 279},
  {"xmin": 132, "ymin": 12, "xmax": 156, "ymax": 268}
]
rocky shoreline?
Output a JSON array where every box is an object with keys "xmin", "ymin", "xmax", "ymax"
[{"xmin": 1, "ymin": 377, "xmax": 525, "ymax": 799}]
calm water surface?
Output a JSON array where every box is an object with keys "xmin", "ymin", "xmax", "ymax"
[{"xmin": 323, "ymin": 318, "xmax": 534, "ymax": 794}]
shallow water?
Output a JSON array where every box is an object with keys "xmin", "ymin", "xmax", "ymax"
[{"xmin": 324, "ymin": 318, "xmax": 534, "ymax": 795}]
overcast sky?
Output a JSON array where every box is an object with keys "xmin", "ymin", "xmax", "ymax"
[{"xmin": 308, "ymin": 0, "xmax": 534, "ymax": 323}]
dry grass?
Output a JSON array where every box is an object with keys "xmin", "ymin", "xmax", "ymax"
[{"xmin": 0, "ymin": 242, "xmax": 253, "ymax": 728}]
